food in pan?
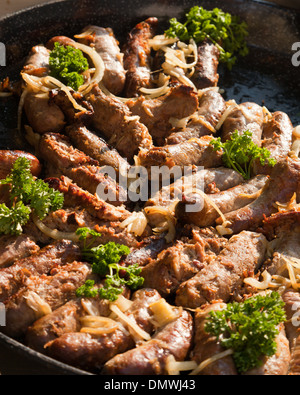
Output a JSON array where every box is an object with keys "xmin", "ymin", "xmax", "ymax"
[{"xmin": 0, "ymin": 4, "xmax": 299, "ymax": 375}]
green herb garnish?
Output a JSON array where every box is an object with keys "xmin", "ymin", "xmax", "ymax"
[
  {"xmin": 165, "ymin": 5, "xmax": 249, "ymax": 69},
  {"xmin": 210, "ymin": 130, "xmax": 276, "ymax": 179},
  {"xmin": 205, "ymin": 292, "xmax": 286, "ymax": 373},
  {"xmin": 0, "ymin": 157, "xmax": 64, "ymax": 235},
  {"xmin": 75, "ymin": 227, "xmax": 144, "ymax": 302},
  {"xmin": 49, "ymin": 42, "xmax": 89, "ymax": 91}
]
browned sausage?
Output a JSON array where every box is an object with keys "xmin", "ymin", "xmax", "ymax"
[
  {"xmin": 175, "ymin": 231, "xmax": 267, "ymax": 308},
  {"xmin": 190, "ymin": 39, "xmax": 220, "ymax": 89},
  {"xmin": 102, "ymin": 309, "xmax": 193, "ymax": 375},
  {"xmin": 221, "ymin": 102, "xmax": 264, "ymax": 146},
  {"xmin": 0, "ymin": 150, "xmax": 42, "ymax": 179},
  {"xmin": 46, "ymin": 35, "xmax": 76, "ymax": 50},
  {"xmin": 253, "ymin": 111, "xmax": 294, "ymax": 175},
  {"xmin": 191, "ymin": 303, "xmax": 238, "ymax": 375},
  {"xmin": 78, "ymin": 26, "xmax": 126, "ymax": 95},
  {"xmin": 122, "ymin": 17, "xmax": 158, "ymax": 97},
  {"xmin": 176, "ymin": 174, "xmax": 268, "ymax": 228}
]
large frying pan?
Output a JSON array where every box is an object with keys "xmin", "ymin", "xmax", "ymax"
[{"xmin": 0, "ymin": 0, "xmax": 299, "ymax": 375}]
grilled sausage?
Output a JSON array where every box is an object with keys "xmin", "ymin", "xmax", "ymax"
[
  {"xmin": 3, "ymin": 261, "xmax": 93, "ymax": 338},
  {"xmin": 243, "ymin": 323, "xmax": 290, "ymax": 375},
  {"xmin": 127, "ymin": 84, "xmax": 199, "ymax": 145},
  {"xmin": 146, "ymin": 167, "xmax": 244, "ymax": 208},
  {"xmin": 175, "ymin": 231, "xmax": 268, "ymax": 308},
  {"xmin": 190, "ymin": 39, "xmax": 220, "ymax": 89},
  {"xmin": 0, "ymin": 235, "xmax": 40, "ymax": 269},
  {"xmin": 65, "ymin": 123, "xmax": 130, "ymax": 177},
  {"xmin": 138, "ymin": 135, "xmax": 223, "ymax": 175},
  {"xmin": 44, "ymin": 288, "xmax": 162, "ymax": 372},
  {"xmin": 122, "ymin": 17, "xmax": 158, "ymax": 97},
  {"xmin": 166, "ymin": 89, "xmax": 226, "ymax": 145},
  {"xmin": 0, "ymin": 150, "xmax": 42, "ymax": 179},
  {"xmin": 38, "ymin": 132, "xmax": 128, "ymax": 206},
  {"xmin": 191, "ymin": 302, "xmax": 238, "ymax": 375},
  {"xmin": 218, "ymin": 157, "xmax": 300, "ymax": 234},
  {"xmin": 87, "ymin": 84, "xmax": 153, "ymax": 161},
  {"xmin": 253, "ymin": 111, "xmax": 294, "ymax": 175},
  {"xmin": 78, "ymin": 26, "xmax": 126, "ymax": 95},
  {"xmin": 176, "ymin": 174, "xmax": 269, "ymax": 228},
  {"xmin": 22, "ymin": 45, "xmax": 65, "ymax": 134},
  {"xmin": 0, "ymin": 240, "xmax": 81, "ymax": 303},
  {"xmin": 221, "ymin": 102, "xmax": 264, "ymax": 146},
  {"xmin": 102, "ymin": 309, "xmax": 193, "ymax": 375}
]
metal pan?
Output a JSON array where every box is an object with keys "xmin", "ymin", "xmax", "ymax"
[{"xmin": 0, "ymin": 0, "xmax": 299, "ymax": 375}]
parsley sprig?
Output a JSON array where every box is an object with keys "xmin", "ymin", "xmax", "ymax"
[
  {"xmin": 0, "ymin": 157, "xmax": 64, "ymax": 235},
  {"xmin": 49, "ymin": 42, "xmax": 89, "ymax": 91},
  {"xmin": 75, "ymin": 228, "xmax": 144, "ymax": 302},
  {"xmin": 210, "ymin": 130, "xmax": 276, "ymax": 179},
  {"xmin": 205, "ymin": 292, "xmax": 286, "ymax": 373},
  {"xmin": 165, "ymin": 6, "xmax": 249, "ymax": 69}
]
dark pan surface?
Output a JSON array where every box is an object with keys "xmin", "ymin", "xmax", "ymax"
[{"xmin": 0, "ymin": 0, "xmax": 299, "ymax": 375}]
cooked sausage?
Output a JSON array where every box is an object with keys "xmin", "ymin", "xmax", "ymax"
[
  {"xmin": 102, "ymin": 309, "xmax": 193, "ymax": 375},
  {"xmin": 243, "ymin": 323, "xmax": 290, "ymax": 375},
  {"xmin": 190, "ymin": 39, "xmax": 220, "ymax": 89},
  {"xmin": 78, "ymin": 26, "xmax": 126, "ymax": 95},
  {"xmin": 175, "ymin": 231, "xmax": 268, "ymax": 308},
  {"xmin": 122, "ymin": 17, "xmax": 158, "ymax": 97},
  {"xmin": 22, "ymin": 45, "xmax": 50, "ymax": 77},
  {"xmin": 46, "ymin": 35, "xmax": 76, "ymax": 50},
  {"xmin": 253, "ymin": 111, "xmax": 294, "ymax": 175},
  {"xmin": 44, "ymin": 288, "xmax": 162, "ymax": 372},
  {"xmin": 65, "ymin": 123, "xmax": 130, "ymax": 176},
  {"xmin": 0, "ymin": 235, "xmax": 40, "ymax": 269},
  {"xmin": 138, "ymin": 135, "xmax": 223, "ymax": 174},
  {"xmin": 22, "ymin": 45, "xmax": 65, "ymax": 134},
  {"xmin": 127, "ymin": 84, "xmax": 199, "ymax": 145},
  {"xmin": 176, "ymin": 174, "xmax": 269, "ymax": 228},
  {"xmin": 87, "ymin": 84, "xmax": 153, "ymax": 161},
  {"xmin": 0, "ymin": 150, "xmax": 42, "ymax": 179},
  {"xmin": 218, "ymin": 158, "xmax": 300, "ymax": 234},
  {"xmin": 191, "ymin": 303, "xmax": 238, "ymax": 375},
  {"xmin": 146, "ymin": 167, "xmax": 244, "ymax": 208},
  {"xmin": 166, "ymin": 89, "xmax": 226, "ymax": 145},
  {"xmin": 0, "ymin": 239, "xmax": 81, "ymax": 303},
  {"xmin": 3, "ymin": 261, "xmax": 93, "ymax": 338},
  {"xmin": 38, "ymin": 132, "xmax": 128, "ymax": 206},
  {"xmin": 221, "ymin": 102, "xmax": 264, "ymax": 146}
]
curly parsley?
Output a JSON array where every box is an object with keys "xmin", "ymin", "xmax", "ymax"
[
  {"xmin": 210, "ymin": 130, "xmax": 276, "ymax": 179},
  {"xmin": 205, "ymin": 292, "xmax": 286, "ymax": 373},
  {"xmin": 0, "ymin": 157, "xmax": 64, "ymax": 235},
  {"xmin": 165, "ymin": 5, "xmax": 249, "ymax": 69},
  {"xmin": 49, "ymin": 42, "xmax": 89, "ymax": 91},
  {"xmin": 75, "ymin": 227, "xmax": 144, "ymax": 302}
]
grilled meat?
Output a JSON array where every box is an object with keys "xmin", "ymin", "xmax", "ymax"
[
  {"xmin": 127, "ymin": 84, "xmax": 198, "ymax": 145},
  {"xmin": 78, "ymin": 26, "xmax": 126, "ymax": 95},
  {"xmin": 0, "ymin": 235, "xmax": 39, "ymax": 269},
  {"xmin": 0, "ymin": 150, "xmax": 42, "ymax": 179},
  {"xmin": 122, "ymin": 17, "xmax": 158, "ymax": 97},
  {"xmin": 87, "ymin": 84, "xmax": 153, "ymax": 160},
  {"xmin": 102, "ymin": 308, "xmax": 193, "ymax": 375},
  {"xmin": 175, "ymin": 231, "xmax": 268, "ymax": 308},
  {"xmin": 176, "ymin": 174, "xmax": 269, "ymax": 228},
  {"xmin": 166, "ymin": 89, "xmax": 226, "ymax": 144}
]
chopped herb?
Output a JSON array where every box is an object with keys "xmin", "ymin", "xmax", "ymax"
[
  {"xmin": 210, "ymin": 130, "xmax": 277, "ymax": 179},
  {"xmin": 0, "ymin": 157, "xmax": 64, "ymax": 235},
  {"xmin": 205, "ymin": 292, "xmax": 286, "ymax": 373},
  {"xmin": 49, "ymin": 42, "xmax": 89, "ymax": 91},
  {"xmin": 75, "ymin": 227, "xmax": 144, "ymax": 302},
  {"xmin": 76, "ymin": 279, "xmax": 98, "ymax": 298},
  {"xmin": 165, "ymin": 5, "xmax": 249, "ymax": 69}
]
